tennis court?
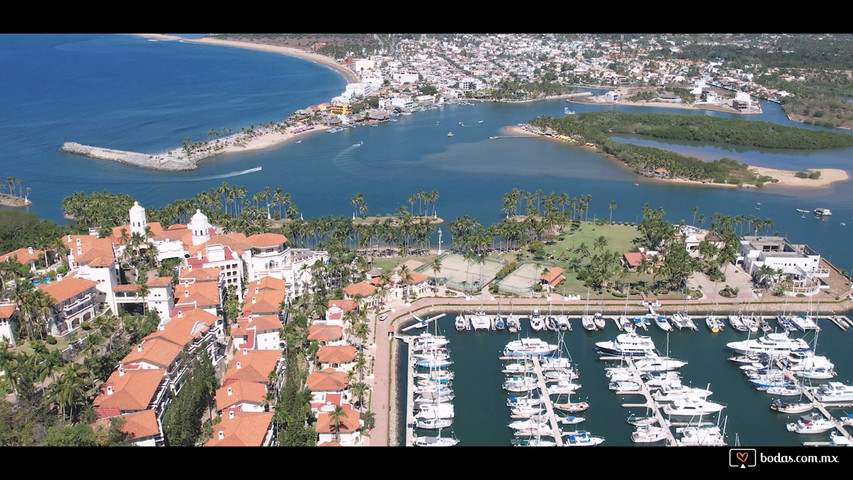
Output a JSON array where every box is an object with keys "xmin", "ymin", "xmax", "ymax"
[
  {"xmin": 418, "ymin": 253, "xmax": 504, "ymax": 292},
  {"xmin": 497, "ymin": 262, "xmax": 544, "ymax": 294}
]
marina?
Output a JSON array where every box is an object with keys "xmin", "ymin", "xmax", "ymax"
[{"xmin": 394, "ymin": 311, "xmax": 853, "ymax": 446}]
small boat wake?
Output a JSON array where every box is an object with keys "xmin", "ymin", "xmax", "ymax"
[
  {"xmin": 333, "ymin": 142, "xmax": 363, "ymax": 161},
  {"xmin": 178, "ymin": 166, "xmax": 262, "ymax": 182}
]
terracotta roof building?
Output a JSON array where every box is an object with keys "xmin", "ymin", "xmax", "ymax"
[{"xmin": 205, "ymin": 410, "xmax": 275, "ymax": 447}]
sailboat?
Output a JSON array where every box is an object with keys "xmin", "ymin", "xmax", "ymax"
[
  {"xmin": 506, "ymin": 297, "xmax": 520, "ymax": 333},
  {"xmin": 529, "ymin": 309, "xmax": 544, "ymax": 331},
  {"xmin": 495, "ymin": 298, "xmax": 505, "ymax": 330},
  {"xmin": 581, "ymin": 287, "xmax": 596, "ymax": 331},
  {"xmin": 413, "ymin": 319, "xmax": 459, "ymax": 446}
]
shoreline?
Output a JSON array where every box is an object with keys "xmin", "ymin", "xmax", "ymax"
[
  {"xmin": 506, "ymin": 125, "xmax": 851, "ymax": 189},
  {"xmin": 0, "ymin": 194, "xmax": 31, "ymax": 208}
]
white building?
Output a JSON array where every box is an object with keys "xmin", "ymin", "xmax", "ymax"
[{"xmin": 738, "ymin": 236, "xmax": 830, "ymax": 295}]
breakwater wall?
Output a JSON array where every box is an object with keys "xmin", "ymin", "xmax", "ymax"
[{"xmin": 60, "ymin": 142, "xmax": 198, "ymax": 171}]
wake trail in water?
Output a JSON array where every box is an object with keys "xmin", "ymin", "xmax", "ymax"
[
  {"xmin": 175, "ymin": 166, "xmax": 262, "ymax": 182},
  {"xmin": 332, "ymin": 142, "xmax": 363, "ymax": 161}
]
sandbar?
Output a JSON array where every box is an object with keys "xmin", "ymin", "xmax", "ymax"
[{"xmin": 508, "ymin": 125, "xmax": 851, "ymax": 189}]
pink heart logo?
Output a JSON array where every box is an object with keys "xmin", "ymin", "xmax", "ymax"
[{"xmin": 736, "ymin": 452, "xmax": 748, "ymax": 463}]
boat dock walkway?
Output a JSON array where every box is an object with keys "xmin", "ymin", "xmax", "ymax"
[
  {"xmin": 531, "ymin": 357, "xmax": 564, "ymax": 446},
  {"xmin": 403, "ymin": 337, "xmax": 416, "ymax": 447},
  {"xmin": 604, "ymin": 356, "xmax": 679, "ymax": 446},
  {"xmin": 773, "ymin": 358, "xmax": 853, "ymax": 444}
]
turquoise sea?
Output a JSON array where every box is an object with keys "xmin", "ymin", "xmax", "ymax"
[{"xmin": 3, "ymin": 34, "xmax": 853, "ymax": 452}]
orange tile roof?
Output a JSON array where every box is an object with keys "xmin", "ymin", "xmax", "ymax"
[
  {"xmin": 317, "ymin": 345, "xmax": 357, "ymax": 364},
  {"xmin": 146, "ymin": 276, "xmax": 173, "ymax": 288},
  {"xmin": 93, "ymin": 368, "xmax": 165, "ymax": 412},
  {"xmin": 223, "ymin": 349, "xmax": 282, "ymax": 384},
  {"xmin": 178, "ymin": 267, "xmax": 221, "ymax": 283},
  {"xmin": 243, "ymin": 288, "xmax": 284, "ymax": 316},
  {"xmin": 307, "ymin": 325, "xmax": 343, "ymax": 342},
  {"xmin": 539, "ymin": 267, "xmax": 564, "ymax": 286},
  {"xmin": 327, "ymin": 299, "xmax": 355, "ymax": 313},
  {"xmin": 315, "ymin": 409, "xmax": 360, "ymax": 434},
  {"xmin": 342, "ymin": 281, "xmax": 376, "ymax": 298},
  {"xmin": 174, "ymin": 281, "xmax": 220, "ymax": 308},
  {"xmin": 0, "ymin": 304, "xmax": 15, "ymax": 319},
  {"xmin": 623, "ymin": 252, "xmax": 645, "ymax": 267},
  {"xmin": 2, "ymin": 247, "xmax": 43, "ymax": 265},
  {"xmin": 91, "ymin": 409, "xmax": 160, "ymax": 442},
  {"xmin": 398, "ymin": 269, "xmax": 428, "ymax": 285},
  {"xmin": 306, "ymin": 368, "xmax": 348, "ymax": 392},
  {"xmin": 233, "ymin": 315, "xmax": 282, "ymax": 335},
  {"xmin": 73, "ymin": 237, "xmax": 117, "ymax": 267},
  {"xmin": 215, "ymin": 379, "xmax": 269, "ymax": 411},
  {"xmin": 37, "ymin": 276, "xmax": 98, "ymax": 304},
  {"xmin": 205, "ymin": 411, "xmax": 274, "ymax": 447},
  {"xmin": 248, "ymin": 276, "xmax": 286, "ymax": 292},
  {"xmin": 146, "ymin": 309, "xmax": 218, "ymax": 348},
  {"xmin": 247, "ymin": 233, "xmax": 288, "ymax": 247},
  {"xmin": 119, "ymin": 337, "xmax": 183, "ymax": 369},
  {"xmin": 186, "ymin": 233, "xmax": 253, "ymax": 258}
]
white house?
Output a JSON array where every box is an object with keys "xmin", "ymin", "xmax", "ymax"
[{"xmin": 738, "ymin": 236, "xmax": 830, "ymax": 295}]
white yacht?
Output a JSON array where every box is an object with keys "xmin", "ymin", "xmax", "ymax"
[
  {"xmin": 593, "ymin": 312, "xmax": 606, "ymax": 330},
  {"xmin": 503, "ymin": 375, "xmax": 539, "ymax": 393},
  {"xmin": 529, "ymin": 310, "xmax": 544, "ymax": 331},
  {"xmin": 728, "ymin": 314, "xmax": 748, "ymax": 332},
  {"xmin": 726, "ymin": 331, "xmax": 811, "ymax": 358},
  {"xmin": 547, "ymin": 380, "xmax": 582, "ymax": 396},
  {"xmin": 415, "ymin": 417, "xmax": 453, "ymax": 430},
  {"xmin": 416, "ymin": 402, "xmax": 454, "ymax": 420},
  {"xmin": 507, "ymin": 396, "xmax": 542, "ymax": 409},
  {"xmin": 787, "ymin": 412, "xmax": 837, "ymax": 434},
  {"xmin": 541, "ymin": 356, "xmax": 572, "ymax": 371},
  {"xmin": 503, "ymin": 337, "xmax": 558, "ymax": 357},
  {"xmin": 813, "ymin": 382, "xmax": 853, "ymax": 403},
  {"xmin": 633, "ymin": 355, "xmax": 687, "ymax": 373},
  {"xmin": 662, "ymin": 398, "xmax": 725, "ymax": 417},
  {"xmin": 563, "ymin": 430, "xmax": 605, "ymax": 446},
  {"xmin": 652, "ymin": 379, "xmax": 713, "ymax": 403},
  {"xmin": 595, "ymin": 331, "xmax": 659, "ymax": 357},
  {"xmin": 414, "ymin": 435, "xmax": 459, "ymax": 447},
  {"xmin": 455, "ymin": 316, "xmax": 467, "ymax": 331},
  {"xmin": 631, "ymin": 425, "xmax": 668, "ymax": 444},
  {"xmin": 770, "ymin": 399, "xmax": 814, "ymax": 414},
  {"xmin": 789, "ymin": 351, "xmax": 836, "ymax": 380},
  {"xmin": 582, "ymin": 315, "xmax": 597, "ymax": 331}
]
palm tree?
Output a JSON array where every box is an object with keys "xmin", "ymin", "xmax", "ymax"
[
  {"xmin": 47, "ymin": 363, "xmax": 92, "ymax": 422},
  {"xmin": 430, "ymin": 257, "xmax": 442, "ymax": 294},
  {"xmin": 608, "ymin": 199, "xmax": 617, "ymax": 224},
  {"xmin": 328, "ymin": 405, "xmax": 346, "ymax": 443}
]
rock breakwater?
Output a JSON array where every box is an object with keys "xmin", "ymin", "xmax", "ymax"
[{"xmin": 60, "ymin": 142, "xmax": 198, "ymax": 171}]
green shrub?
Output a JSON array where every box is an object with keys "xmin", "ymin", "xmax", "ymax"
[{"xmin": 46, "ymin": 336, "xmax": 57, "ymax": 345}]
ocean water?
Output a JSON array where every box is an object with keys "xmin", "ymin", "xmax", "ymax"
[{"xmin": 4, "ymin": 35, "xmax": 853, "ymax": 448}]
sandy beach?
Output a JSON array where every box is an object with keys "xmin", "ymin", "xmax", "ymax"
[
  {"xmin": 508, "ymin": 125, "xmax": 851, "ymax": 189},
  {"xmin": 135, "ymin": 34, "xmax": 360, "ymax": 83}
]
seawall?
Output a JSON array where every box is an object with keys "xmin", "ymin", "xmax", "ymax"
[{"xmin": 60, "ymin": 142, "xmax": 197, "ymax": 171}]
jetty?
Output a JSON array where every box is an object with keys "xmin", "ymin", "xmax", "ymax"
[{"xmin": 60, "ymin": 142, "xmax": 197, "ymax": 171}]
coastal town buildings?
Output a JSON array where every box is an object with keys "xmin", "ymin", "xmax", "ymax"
[{"xmin": 738, "ymin": 235, "xmax": 830, "ymax": 296}]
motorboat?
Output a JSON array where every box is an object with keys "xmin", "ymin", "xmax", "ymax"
[
  {"xmin": 627, "ymin": 414, "xmax": 659, "ymax": 427},
  {"xmin": 507, "ymin": 396, "xmax": 542, "ymax": 409},
  {"xmin": 595, "ymin": 331, "xmax": 659, "ymax": 357},
  {"xmin": 662, "ymin": 398, "xmax": 725, "ymax": 417},
  {"xmin": 411, "ymin": 333, "xmax": 449, "ymax": 350},
  {"xmin": 726, "ymin": 331, "xmax": 811, "ymax": 358},
  {"xmin": 529, "ymin": 309, "xmax": 544, "ymax": 331},
  {"xmin": 642, "ymin": 371, "xmax": 682, "ymax": 389},
  {"xmin": 508, "ymin": 417, "xmax": 549, "ymax": 432},
  {"xmin": 786, "ymin": 412, "xmax": 837, "ymax": 434},
  {"xmin": 414, "ymin": 435, "xmax": 459, "ymax": 446},
  {"xmin": 415, "ymin": 355, "xmax": 454, "ymax": 369},
  {"xmin": 631, "ymin": 425, "xmax": 668, "ymax": 444},
  {"xmin": 510, "ymin": 405, "xmax": 544, "ymax": 418},
  {"xmin": 415, "ymin": 417, "xmax": 453, "ymax": 430},
  {"xmin": 547, "ymin": 380, "xmax": 582, "ymax": 396},
  {"xmin": 503, "ymin": 338, "xmax": 558, "ymax": 357},
  {"xmin": 618, "ymin": 315, "xmax": 634, "ymax": 332},
  {"xmin": 788, "ymin": 351, "xmax": 836, "ymax": 380},
  {"xmin": 455, "ymin": 316, "xmax": 467, "ymax": 331},
  {"xmin": 652, "ymin": 380, "xmax": 713, "ymax": 403},
  {"xmin": 633, "ymin": 317, "xmax": 650, "ymax": 331},
  {"xmin": 503, "ymin": 375, "xmax": 539, "ymax": 393},
  {"xmin": 654, "ymin": 315, "xmax": 673, "ymax": 332},
  {"xmin": 545, "ymin": 315, "xmax": 559, "ymax": 332},
  {"xmin": 506, "ymin": 315, "xmax": 520, "ymax": 333},
  {"xmin": 765, "ymin": 385, "xmax": 802, "ymax": 397},
  {"xmin": 416, "ymin": 402, "xmax": 454, "ymax": 420},
  {"xmin": 813, "ymin": 382, "xmax": 853, "ymax": 403},
  {"xmin": 609, "ymin": 381, "xmax": 642, "ymax": 395},
  {"xmin": 677, "ymin": 426, "xmax": 726, "ymax": 446},
  {"xmin": 502, "ymin": 362, "xmax": 532, "ymax": 374},
  {"xmin": 814, "ymin": 207, "xmax": 832, "ymax": 216},
  {"xmin": 582, "ymin": 315, "xmax": 597, "ymax": 331},
  {"xmin": 770, "ymin": 399, "xmax": 814, "ymax": 414},
  {"xmin": 562, "ymin": 430, "xmax": 604, "ymax": 446},
  {"xmin": 560, "ymin": 415, "xmax": 585, "ymax": 425},
  {"xmin": 556, "ymin": 315, "xmax": 571, "ymax": 332},
  {"xmin": 634, "ymin": 355, "xmax": 687, "ymax": 373},
  {"xmin": 495, "ymin": 316, "xmax": 505, "ymax": 330},
  {"xmin": 540, "ymin": 357, "xmax": 572, "ymax": 370}
]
